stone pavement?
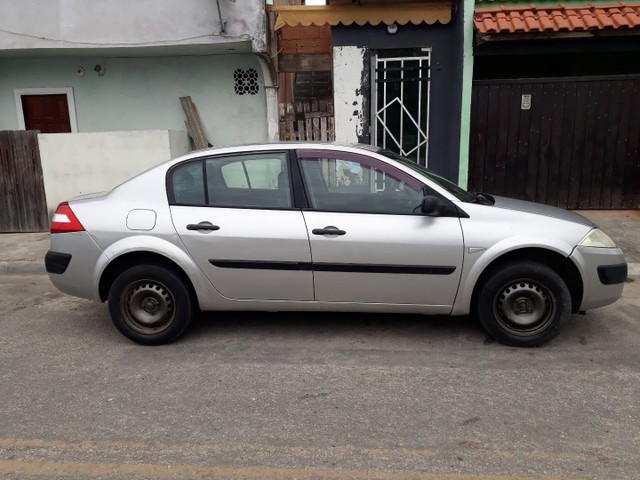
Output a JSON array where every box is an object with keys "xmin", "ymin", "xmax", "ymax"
[{"xmin": 0, "ymin": 211, "xmax": 638, "ymax": 277}]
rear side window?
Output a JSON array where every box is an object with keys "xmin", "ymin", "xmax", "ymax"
[
  {"xmin": 208, "ymin": 153, "xmax": 291, "ymax": 208},
  {"xmin": 171, "ymin": 162, "xmax": 206, "ymax": 205},
  {"xmin": 220, "ymin": 157, "xmax": 284, "ymax": 190},
  {"xmin": 170, "ymin": 153, "xmax": 292, "ymax": 209}
]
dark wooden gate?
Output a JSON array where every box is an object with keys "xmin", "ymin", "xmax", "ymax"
[
  {"xmin": 469, "ymin": 75, "xmax": 640, "ymax": 209},
  {"xmin": 0, "ymin": 131, "xmax": 49, "ymax": 232}
]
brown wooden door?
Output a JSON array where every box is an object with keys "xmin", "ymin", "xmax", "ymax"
[
  {"xmin": 21, "ymin": 94, "xmax": 72, "ymax": 133},
  {"xmin": 469, "ymin": 75, "xmax": 640, "ymax": 209}
]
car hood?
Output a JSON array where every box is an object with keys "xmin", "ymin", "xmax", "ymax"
[{"xmin": 491, "ymin": 196, "xmax": 596, "ymax": 228}]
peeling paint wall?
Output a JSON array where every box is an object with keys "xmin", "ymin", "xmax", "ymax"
[
  {"xmin": 332, "ymin": 18, "xmax": 465, "ymax": 183},
  {"xmin": 257, "ymin": 55, "xmax": 279, "ymax": 142},
  {"xmin": 333, "ymin": 46, "xmax": 368, "ymax": 144}
]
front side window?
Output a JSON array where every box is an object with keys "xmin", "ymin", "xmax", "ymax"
[
  {"xmin": 380, "ymin": 149, "xmax": 476, "ymax": 202},
  {"xmin": 299, "ymin": 152, "xmax": 424, "ymax": 214}
]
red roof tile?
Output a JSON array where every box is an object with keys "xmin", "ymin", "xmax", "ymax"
[{"xmin": 474, "ymin": 3, "xmax": 640, "ymax": 34}]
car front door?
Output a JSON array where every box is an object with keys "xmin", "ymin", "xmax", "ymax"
[
  {"xmin": 297, "ymin": 149, "xmax": 464, "ymax": 310},
  {"xmin": 169, "ymin": 151, "xmax": 313, "ymax": 301}
]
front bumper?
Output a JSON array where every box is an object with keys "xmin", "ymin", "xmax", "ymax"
[
  {"xmin": 571, "ymin": 246, "xmax": 627, "ymax": 311},
  {"xmin": 597, "ymin": 263, "xmax": 628, "ymax": 285}
]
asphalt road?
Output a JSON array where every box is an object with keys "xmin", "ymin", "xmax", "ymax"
[{"xmin": 0, "ymin": 273, "xmax": 639, "ymax": 480}]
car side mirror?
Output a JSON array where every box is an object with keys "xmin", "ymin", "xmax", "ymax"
[{"xmin": 421, "ymin": 195, "xmax": 448, "ymax": 216}]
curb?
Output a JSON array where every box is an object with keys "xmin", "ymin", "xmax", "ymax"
[{"xmin": 0, "ymin": 261, "xmax": 46, "ymax": 275}]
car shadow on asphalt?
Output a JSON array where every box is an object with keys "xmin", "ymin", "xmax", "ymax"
[
  {"xmin": 185, "ymin": 311, "xmax": 608, "ymax": 350},
  {"xmin": 189, "ymin": 311, "xmax": 491, "ymax": 345},
  {"xmin": 68, "ymin": 302, "xmax": 605, "ymax": 349}
]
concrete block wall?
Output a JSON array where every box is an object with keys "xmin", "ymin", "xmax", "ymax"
[{"xmin": 38, "ymin": 130, "xmax": 189, "ymax": 214}]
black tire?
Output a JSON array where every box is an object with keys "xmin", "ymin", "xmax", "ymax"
[
  {"xmin": 476, "ymin": 261, "xmax": 571, "ymax": 347},
  {"xmin": 108, "ymin": 264, "xmax": 194, "ymax": 345}
]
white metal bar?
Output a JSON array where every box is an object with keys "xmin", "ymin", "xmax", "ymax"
[
  {"xmin": 417, "ymin": 59, "xmax": 423, "ymax": 163},
  {"xmin": 382, "ymin": 59, "xmax": 387, "ymax": 150},
  {"xmin": 424, "ymin": 49, "xmax": 432, "ymax": 167},
  {"xmin": 371, "ymin": 53, "xmax": 378, "ymax": 148},
  {"xmin": 400, "ymin": 59, "xmax": 405, "ymax": 156}
]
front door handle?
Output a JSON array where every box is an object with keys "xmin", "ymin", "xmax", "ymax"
[
  {"xmin": 186, "ymin": 221, "xmax": 220, "ymax": 232},
  {"xmin": 312, "ymin": 226, "xmax": 346, "ymax": 236}
]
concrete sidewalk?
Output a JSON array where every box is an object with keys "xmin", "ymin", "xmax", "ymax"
[
  {"xmin": 0, "ymin": 232, "xmax": 49, "ymax": 274},
  {"xmin": 1, "ymin": 211, "xmax": 638, "ymax": 277}
]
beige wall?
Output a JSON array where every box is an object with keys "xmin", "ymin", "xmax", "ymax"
[{"xmin": 38, "ymin": 130, "xmax": 189, "ymax": 214}]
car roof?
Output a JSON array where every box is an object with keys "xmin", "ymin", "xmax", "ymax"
[
  {"xmin": 113, "ymin": 143, "xmax": 389, "ymax": 192},
  {"xmin": 172, "ymin": 142, "xmax": 382, "ymax": 163}
]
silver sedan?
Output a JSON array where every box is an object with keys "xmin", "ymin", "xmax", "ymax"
[{"xmin": 45, "ymin": 143, "xmax": 627, "ymax": 346}]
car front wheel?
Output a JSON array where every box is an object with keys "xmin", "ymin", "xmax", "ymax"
[
  {"xmin": 476, "ymin": 261, "xmax": 571, "ymax": 347},
  {"xmin": 108, "ymin": 264, "xmax": 194, "ymax": 345}
]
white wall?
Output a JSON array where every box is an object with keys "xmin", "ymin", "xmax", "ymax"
[
  {"xmin": 333, "ymin": 46, "xmax": 367, "ymax": 143},
  {"xmin": 39, "ymin": 130, "xmax": 189, "ymax": 213},
  {"xmin": 0, "ymin": 55, "xmax": 269, "ymax": 146},
  {"xmin": 168, "ymin": 130, "xmax": 191, "ymax": 158},
  {"xmin": 0, "ymin": 0, "xmax": 266, "ymax": 53}
]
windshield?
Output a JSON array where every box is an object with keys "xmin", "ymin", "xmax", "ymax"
[{"xmin": 378, "ymin": 149, "xmax": 476, "ymax": 202}]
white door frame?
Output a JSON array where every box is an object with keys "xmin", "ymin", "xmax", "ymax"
[{"xmin": 14, "ymin": 87, "xmax": 79, "ymax": 132}]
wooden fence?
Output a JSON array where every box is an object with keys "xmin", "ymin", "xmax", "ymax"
[
  {"xmin": 0, "ymin": 131, "xmax": 49, "ymax": 232},
  {"xmin": 279, "ymin": 100, "xmax": 335, "ymax": 142}
]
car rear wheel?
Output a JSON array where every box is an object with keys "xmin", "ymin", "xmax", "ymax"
[
  {"xmin": 476, "ymin": 261, "xmax": 571, "ymax": 347},
  {"xmin": 108, "ymin": 264, "xmax": 194, "ymax": 345}
]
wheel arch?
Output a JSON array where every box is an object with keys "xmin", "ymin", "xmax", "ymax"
[
  {"xmin": 95, "ymin": 234, "xmax": 229, "ymax": 308},
  {"xmin": 99, "ymin": 251, "xmax": 198, "ymax": 307},
  {"xmin": 469, "ymin": 247, "xmax": 583, "ymax": 315}
]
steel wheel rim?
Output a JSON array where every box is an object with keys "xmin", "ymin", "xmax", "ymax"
[
  {"xmin": 120, "ymin": 279, "xmax": 175, "ymax": 334},
  {"xmin": 493, "ymin": 278, "xmax": 556, "ymax": 337}
]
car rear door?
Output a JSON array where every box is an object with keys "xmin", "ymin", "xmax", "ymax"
[
  {"xmin": 297, "ymin": 149, "xmax": 464, "ymax": 310},
  {"xmin": 169, "ymin": 151, "xmax": 313, "ymax": 301}
]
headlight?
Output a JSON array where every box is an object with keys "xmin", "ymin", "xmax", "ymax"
[{"xmin": 578, "ymin": 228, "xmax": 617, "ymax": 248}]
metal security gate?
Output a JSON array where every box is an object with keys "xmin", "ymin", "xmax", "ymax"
[
  {"xmin": 470, "ymin": 75, "xmax": 640, "ymax": 209},
  {"xmin": 372, "ymin": 49, "xmax": 431, "ymax": 166},
  {"xmin": 0, "ymin": 131, "xmax": 49, "ymax": 232}
]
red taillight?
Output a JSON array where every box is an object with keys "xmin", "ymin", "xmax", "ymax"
[{"xmin": 51, "ymin": 202, "xmax": 85, "ymax": 234}]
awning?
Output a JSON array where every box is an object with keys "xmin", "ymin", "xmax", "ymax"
[
  {"xmin": 475, "ymin": 3, "xmax": 640, "ymax": 34},
  {"xmin": 270, "ymin": 3, "xmax": 453, "ymax": 30}
]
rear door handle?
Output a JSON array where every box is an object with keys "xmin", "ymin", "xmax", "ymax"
[
  {"xmin": 187, "ymin": 221, "xmax": 220, "ymax": 232},
  {"xmin": 312, "ymin": 226, "xmax": 346, "ymax": 236}
]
